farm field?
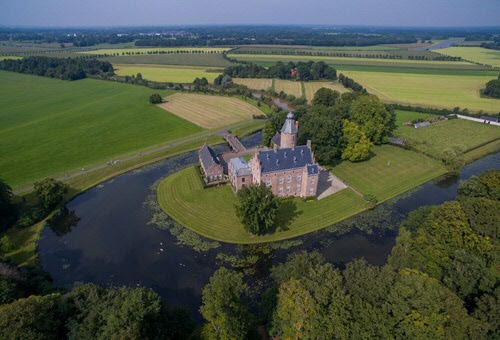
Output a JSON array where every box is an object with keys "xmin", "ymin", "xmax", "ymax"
[
  {"xmin": 233, "ymin": 78, "xmax": 273, "ymax": 90},
  {"xmin": 159, "ymin": 93, "xmax": 263, "ymax": 129},
  {"xmin": 330, "ymin": 145, "xmax": 447, "ymax": 203},
  {"xmin": 158, "ymin": 166, "xmax": 367, "ymax": 243},
  {"xmin": 393, "ymin": 114, "xmax": 500, "ymax": 159},
  {"xmin": 274, "ymin": 79, "xmax": 303, "ymax": 97},
  {"xmin": 340, "ymin": 70, "xmax": 500, "ymax": 113},
  {"xmin": 304, "ymin": 81, "xmax": 350, "ymax": 101},
  {"xmin": 102, "ymin": 53, "xmax": 233, "ymax": 67},
  {"xmin": 436, "ymin": 47, "xmax": 500, "ymax": 68},
  {"xmin": 0, "ymin": 70, "xmax": 202, "ymax": 188},
  {"xmin": 0, "ymin": 56, "xmax": 22, "ymax": 60},
  {"xmin": 158, "ymin": 145, "xmax": 446, "ymax": 243},
  {"xmin": 79, "ymin": 47, "xmax": 230, "ymax": 55},
  {"xmin": 113, "ymin": 64, "xmax": 221, "ymax": 83}
]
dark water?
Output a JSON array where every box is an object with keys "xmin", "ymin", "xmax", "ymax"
[{"xmin": 38, "ymin": 135, "xmax": 500, "ymax": 318}]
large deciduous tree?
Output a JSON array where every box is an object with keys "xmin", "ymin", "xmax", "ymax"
[
  {"xmin": 235, "ymin": 183, "xmax": 279, "ymax": 235},
  {"xmin": 341, "ymin": 120, "xmax": 372, "ymax": 162},
  {"xmin": 349, "ymin": 95, "xmax": 394, "ymax": 144},
  {"xmin": 200, "ymin": 267, "xmax": 253, "ymax": 339},
  {"xmin": 33, "ymin": 178, "xmax": 68, "ymax": 210}
]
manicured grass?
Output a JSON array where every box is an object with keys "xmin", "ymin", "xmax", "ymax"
[
  {"xmin": 436, "ymin": 47, "xmax": 500, "ymax": 68},
  {"xmin": 274, "ymin": 79, "xmax": 303, "ymax": 97},
  {"xmin": 2, "ymin": 221, "xmax": 45, "ymax": 266},
  {"xmin": 80, "ymin": 47, "xmax": 229, "ymax": 55},
  {"xmin": 393, "ymin": 116, "xmax": 500, "ymax": 159},
  {"xmin": 113, "ymin": 64, "xmax": 221, "ymax": 83},
  {"xmin": 394, "ymin": 110, "xmax": 438, "ymax": 127},
  {"xmin": 160, "ymin": 93, "xmax": 263, "ymax": 129},
  {"xmin": 0, "ymin": 71, "xmax": 202, "ymax": 188},
  {"xmin": 157, "ymin": 166, "xmax": 367, "ymax": 243},
  {"xmin": 233, "ymin": 78, "xmax": 273, "ymax": 90},
  {"xmin": 303, "ymin": 81, "xmax": 351, "ymax": 101},
  {"xmin": 330, "ymin": 145, "xmax": 447, "ymax": 203},
  {"xmin": 339, "ymin": 70, "xmax": 500, "ymax": 113},
  {"xmin": 158, "ymin": 145, "xmax": 446, "ymax": 243},
  {"xmin": 102, "ymin": 53, "xmax": 233, "ymax": 67},
  {"xmin": 230, "ymin": 120, "xmax": 266, "ymax": 138}
]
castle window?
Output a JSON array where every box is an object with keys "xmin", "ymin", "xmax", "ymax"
[
  {"xmin": 242, "ymin": 177, "xmax": 245, "ymax": 183},
  {"xmin": 296, "ymin": 184, "xmax": 301, "ymax": 191},
  {"xmin": 311, "ymin": 178, "xmax": 316, "ymax": 184},
  {"xmin": 286, "ymin": 175, "xmax": 292, "ymax": 183},
  {"xmin": 266, "ymin": 179, "xmax": 271, "ymax": 187},
  {"xmin": 309, "ymin": 187, "xmax": 314, "ymax": 195},
  {"xmin": 279, "ymin": 177, "xmax": 284, "ymax": 184},
  {"xmin": 286, "ymin": 185, "xmax": 291, "ymax": 193},
  {"xmin": 279, "ymin": 186, "xmax": 283, "ymax": 194},
  {"xmin": 296, "ymin": 174, "xmax": 302, "ymax": 181}
]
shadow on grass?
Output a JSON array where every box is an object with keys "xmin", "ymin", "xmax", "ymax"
[{"xmin": 273, "ymin": 198, "xmax": 302, "ymax": 232}]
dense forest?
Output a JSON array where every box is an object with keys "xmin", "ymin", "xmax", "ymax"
[
  {"xmin": 198, "ymin": 170, "xmax": 500, "ymax": 339},
  {"xmin": 0, "ymin": 56, "xmax": 113, "ymax": 80},
  {"xmin": 222, "ymin": 61, "xmax": 337, "ymax": 81}
]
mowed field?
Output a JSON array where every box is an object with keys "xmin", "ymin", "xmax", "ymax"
[
  {"xmin": 159, "ymin": 93, "xmax": 263, "ymax": 129},
  {"xmin": 0, "ymin": 71, "xmax": 202, "ymax": 187},
  {"xmin": 113, "ymin": 64, "xmax": 221, "ymax": 83},
  {"xmin": 233, "ymin": 78, "xmax": 273, "ymax": 90},
  {"xmin": 436, "ymin": 47, "xmax": 500, "ymax": 68},
  {"xmin": 304, "ymin": 81, "xmax": 351, "ymax": 101},
  {"xmin": 102, "ymin": 53, "xmax": 233, "ymax": 67},
  {"xmin": 393, "ymin": 113, "xmax": 500, "ymax": 159},
  {"xmin": 339, "ymin": 70, "xmax": 500, "ymax": 113},
  {"xmin": 158, "ymin": 145, "xmax": 445, "ymax": 243},
  {"xmin": 274, "ymin": 79, "xmax": 303, "ymax": 97}
]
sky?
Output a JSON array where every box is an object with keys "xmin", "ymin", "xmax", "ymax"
[{"xmin": 1, "ymin": 0, "xmax": 499, "ymax": 28}]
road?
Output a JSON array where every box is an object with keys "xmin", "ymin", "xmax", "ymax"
[{"xmin": 13, "ymin": 119, "xmax": 263, "ymax": 195}]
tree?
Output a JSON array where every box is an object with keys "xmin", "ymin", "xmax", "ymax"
[
  {"xmin": 349, "ymin": 95, "xmax": 394, "ymax": 144},
  {"xmin": 441, "ymin": 147, "xmax": 465, "ymax": 175},
  {"xmin": 484, "ymin": 78, "xmax": 500, "ymax": 98},
  {"xmin": 311, "ymin": 87, "xmax": 340, "ymax": 107},
  {"xmin": 149, "ymin": 93, "xmax": 163, "ymax": 104},
  {"xmin": 0, "ymin": 178, "xmax": 17, "ymax": 229},
  {"xmin": 235, "ymin": 183, "xmax": 279, "ymax": 235},
  {"xmin": 341, "ymin": 120, "xmax": 372, "ymax": 162},
  {"xmin": 221, "ymin": 75, "xmax": 233, "ymax": 89},
  {"xmin": 200, "ymin": 267, "xmax": 253, "ymax": 340},
  {"xmin": 33, "ymin": 178, "xmax": 68, "ymax": 210}
]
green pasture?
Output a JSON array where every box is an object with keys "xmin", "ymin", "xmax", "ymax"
[
  {"xmin": 0, "ymin": 70, "xmax": 203, "ymax": 188},
  {"xmin": 158, "ymin": 145, "xmax": 446, "ymax": 243},
  {"xmin": 436, "ymin": 47, "xmax": 500, "ymax": 68},
  {"xmin": 393, "ymin": 114, "xmax": 500, "ymax": 159},
  {"xmin": 113, "ymin": 64, "xmax": 221, "ymax": 83},
  {"xmin": 102, "ymin": 53, "xmax": 233, "ymax": 67},
  {"xmin": 393, "ymin": 110, "xmax": 438, "ymax": 127},
  {"xmin": 340, "ymin": 70, "xmax": 499, "ymax": 113},
  {"xmin": 330, "ymin": 145, "xmax": 447, "ymax": 203},
  {"xmin": 0, "ymin": 56, "xmax": 22, "ymax": 60},
  {"xmin": 80, "ymin": 47, "xmax": 229, "ymax": 55}
]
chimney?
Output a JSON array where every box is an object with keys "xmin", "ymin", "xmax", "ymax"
[
  {"xmin": 295, "ymin": 121, "xmax": 299, "ymax": 130},
  {"xmin": 273, "ymin": 143, "xmax": 278, "ymax": 152},
  {"xmin": 307, "ymin": 140, "xmax": 312, "ymax": 149}
]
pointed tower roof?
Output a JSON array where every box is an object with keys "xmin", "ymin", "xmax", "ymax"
[{"xmin": 280, "ymin": 112, "xmax": 298, "ymax": 134}]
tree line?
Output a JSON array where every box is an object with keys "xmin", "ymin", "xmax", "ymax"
[
  {"xmin": 222, "ymin": 61, "xmax": 337, "ymax": 81},
  {"xmin": 0, "ymin": 56, "xmax": 113, "ymax": 81},
  {"xmin": 484, "ymin": 76, "xmax": 500, "ymax": 99},
  {"xmin": 198, "ymin": 169, "xmax": 500, "ymax": 339}
]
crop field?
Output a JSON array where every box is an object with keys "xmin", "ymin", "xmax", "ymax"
[
  {"xmin": 274, "ymin": 79, "xmax": 303, "ymax": 97},
  {"xmin": 0, "ymin": 70, "xmax": 202, "ymax": 188},
  {"xmin": 113, "ymin": 64, "xmax": 222, "ymax": 83},
  {"xmin": 436, "ymin": 47, "xmax": 500, "ymax": 68},
  {"xmin": 330, "ymin": 145, "xmax": 447, "ymax": 203},
  {"xmin": 233, "ymin": 78, "xmax": 273, "ymax": 90},
  {"xmin": 304, "ymin": 81, "xmax": 350, "ymax": 101},
  {"xmin": 340, "ymin": 70, "xmax": 500, "ymax": 113},
  {"xmin": 0, "ymin": 56, "xmax": 22, "ymax": 60},
  {"xmin": 159, "ymin": 93, "xmax": 263, "ymax": 129},
  {"xmin": 79, "ymin": 47, "xmax": 229, "ymax": 55},
  {"xmin": 393, "ymin": 116, "xmax": 500, "ymax": 159},
  {"xmin": 102, "ymin": 53, "xmax": 233, "ymax": 67}
]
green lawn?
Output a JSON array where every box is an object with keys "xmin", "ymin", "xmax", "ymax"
[
  {"xmin": 436, "ymin": 47, "xmax": 500, "ymax": 68},
  {"xmin": 2, "ymin": 221, "xmax": 45, "ymax": 266},
  {"xmin": 394, "ymin": 110, "xmax": 438, "ymax": 127},
  {"xmin": 158, "ymin": 145, "xmax": 446, "ymax": 243},
  {"xmin": 330, "ymin": 145, "xmax": 447, "ymax": 203},
  {"xmin": 0, "ymin": 71, "xmax": 203, "ymax": 188},
  {"xmin": 393, "ymin": 116, "xmax": 500, "ymax": 159},
  {"xmin": 113, "ymin": 64, "xmax": 222, "ymax": 83}
]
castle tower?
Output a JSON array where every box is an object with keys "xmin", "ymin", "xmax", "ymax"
[{"xmin": 280, "ymin": 112, "xmax": 298, "ymax": 149}]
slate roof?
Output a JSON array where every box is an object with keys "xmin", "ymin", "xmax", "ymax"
[
  {"xmin": 229, "ymin": 157, "xmax": 252, "ymax": 176},
  {"xmin": 307, "ymin": 164, "xmax": 319, "ymax": 176},
  {"xmin": 480, "ymin": 116, "xmax": 499, "ymax": 122},
  {"xmin": 281, "ymin": 112, "xmax": 298, "ymax": 134},
  {"xmin": 258, "ymin": 145, "xmax": 313, "ymax": 174},
  {"xmin": 271, "ymin": 132, "xmax": 281, "ymax": 147},
  {"xmin": 199, "ymin": 144, "xmax": 220, "ymax": 169},
  {"xmin": 414, "ymin": 122, "xmax": 431, "ymax": 129}
]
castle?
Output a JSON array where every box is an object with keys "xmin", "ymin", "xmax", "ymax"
[{"xmin": 229, "ymin": 112, "xmax": 319, "ymax": 198}]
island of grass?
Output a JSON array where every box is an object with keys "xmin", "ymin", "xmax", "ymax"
[{"xmin": 157, "ymin": 145, "xmax": 446, "ymax": 243}]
